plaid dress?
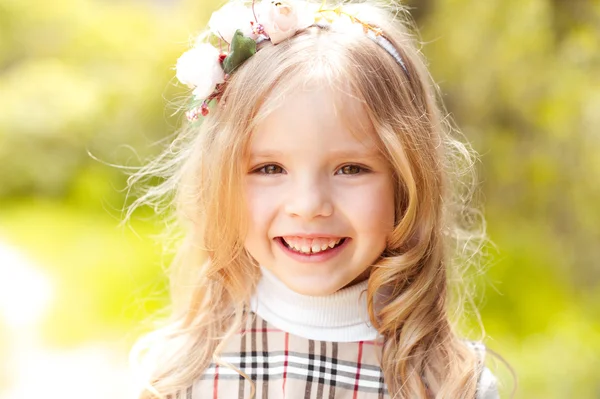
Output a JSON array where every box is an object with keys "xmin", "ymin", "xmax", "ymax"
[{"xmin": 177, "ymin": 312, "xmax": 497, "ymax": 399}]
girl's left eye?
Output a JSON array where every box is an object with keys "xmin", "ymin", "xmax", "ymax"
[
  {"xmin": 254, "ymin": 164, "xmax": 285, "ymax": 174},
  {"xmin": 336, "ymin": 164, "xmax": 367, "ymax": 175}
]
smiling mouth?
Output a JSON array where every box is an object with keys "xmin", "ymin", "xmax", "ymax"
[{"xmin": 277, "ymin": 236, "xmax": 348, "ymax": 255}]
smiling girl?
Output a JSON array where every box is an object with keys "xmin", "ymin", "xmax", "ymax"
[{"xmin": 128, "ymin": 1, "xmax": 501, "ymax": 398}]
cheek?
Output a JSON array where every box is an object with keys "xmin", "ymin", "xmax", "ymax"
[
  {"xmin": 244, "ymin": 184, "xmax": 272, "ymax": 262},
  {"xmin": 343, "ymin": 178, "xmax": 395, "ymax": 234},
  {"xmin": 244, "ymin": 183, "xmax": 277, "ymax": 234}
]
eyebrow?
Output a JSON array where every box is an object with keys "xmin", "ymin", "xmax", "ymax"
[
  {"xmin": 248, "ymin": 150, "xmax": 284, "ymax": 160},
  {"xmin": 248, "ymin": 148, "xmax": 382, "ymax": 160},
  {"xmin": 327, "ymin": 148, "xmax": 382, "ymax": 159}
]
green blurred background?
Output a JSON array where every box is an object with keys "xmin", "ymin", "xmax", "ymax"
[{"xmin": 0, "ymin": 0, "xmax": 598, "ymax": 398}]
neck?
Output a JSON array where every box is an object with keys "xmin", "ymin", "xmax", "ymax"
[{"xmin": 250, "ymin": 266, "xmax": 380, "ymax": 342}]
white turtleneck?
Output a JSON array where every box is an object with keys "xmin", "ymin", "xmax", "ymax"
[{"xmin": 250, "ymin": 266, "xmax": 380, "ymax": 342}]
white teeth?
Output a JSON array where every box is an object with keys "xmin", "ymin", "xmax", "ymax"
[{"xmin": 283, "ymin": 237, "xmax": 344, "ymax": 254}]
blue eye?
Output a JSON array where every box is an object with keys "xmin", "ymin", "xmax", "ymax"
[
  {"xmin": 256, "ymin": 164, "xmax": 284, "ymax": 174},
  {"xmin": 336, "ymin": 164, "xmax": 365, "ymax": 175}
]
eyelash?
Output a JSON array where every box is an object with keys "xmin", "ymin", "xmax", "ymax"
[{"xmin": 252, "ymin": 164, "xmax": 370, "ymax": 175}]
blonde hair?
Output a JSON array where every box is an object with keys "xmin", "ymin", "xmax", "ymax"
[{"xmin": 128, "ymin": 1, "xmax": 489, "ymax": 398}]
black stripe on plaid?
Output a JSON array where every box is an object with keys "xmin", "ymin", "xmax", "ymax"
[
  {"xmin": 318, "ymin": 341, "xmax": 327, "ymax": 385},
  {"xmin": 378, "ymin": 372, "xmax": 385, "ymax": 399},
  {"xmin": 261, "ymin": 318, "xmax": 269, "ymax": 399},
  {"xmin": 329, "ymin": 342, "xmax": 338, "ymax": 399},
  {"xmin": 316, "ymin": 341, "xmax": 326, "ymax": 398},
  {"xmin": 213, "ymin": 351, "xmax": 383, "ymax": 375},
  {"xmin": 238, "ymin": 321, "xmax": 247, "ymax": 398},
  {"xmin": 251, "ymin": 316, "xmax": 258, "ymax": 383},
  {"xmin": 304, "ymin": 340, "xmax": 315, "ymax": 399},
  {"xmin": 205, "ymin": 351, "xmax": 387, "ymax": 394},
  {"xmin": 207, "ymin": 355, "xmax": 383, "ymax": 380}
]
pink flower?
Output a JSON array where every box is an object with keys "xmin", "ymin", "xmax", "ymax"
[
  {"xmin": 257, "ymin": 0, "xmax": 315, "ymax": 44},
  {"xmin": 175, "ymin": 43, "xmax": 225, "ymax": 99}
]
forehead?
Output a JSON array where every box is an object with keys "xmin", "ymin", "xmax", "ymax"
[{"xmin": 249, "ymin": 83, "xmax": 380, "ymax": 158}]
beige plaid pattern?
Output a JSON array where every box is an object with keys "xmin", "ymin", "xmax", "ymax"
[{"xmin": 170, "ymin": 313, "xmax": 491, "ymax": 399}]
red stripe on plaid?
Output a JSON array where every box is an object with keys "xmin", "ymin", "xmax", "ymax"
[
  {"xmin": 213, "ymin": 364, "xmax": 219, "ymax": 399},
  {"xmin": 282, "ymin": 332, "xmax": 289, "ymax": 396},
  {"xmin": 352, "ymin": 341, "xmax": 364, "ymax": 399}
]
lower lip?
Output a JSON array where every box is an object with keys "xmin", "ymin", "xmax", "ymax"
[{"xmin": 275, "ymin": 237, "xmax": 351, "ymax": 263}]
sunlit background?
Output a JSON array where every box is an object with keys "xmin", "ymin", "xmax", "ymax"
[{"xmin": 1, "ymin": 0, "xmax": 599, "ymax": 398}]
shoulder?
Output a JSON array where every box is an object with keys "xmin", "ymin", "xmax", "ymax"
[{"xmin": 464, "ymin": 341, "xmax": 500, "ymax": 399}]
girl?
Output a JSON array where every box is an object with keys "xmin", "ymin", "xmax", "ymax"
[{"xmin": 128, "ymin": 0, "xmax": 501, "ymax": 398}]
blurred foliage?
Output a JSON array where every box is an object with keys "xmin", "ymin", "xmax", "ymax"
[{"xmin": 0, "ymin": 0, "xmax": 599, "ymax": 398}]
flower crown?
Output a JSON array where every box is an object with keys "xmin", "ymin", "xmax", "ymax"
[{"xmin": 175, "ymin": 0, "xmax": 409, "ymax": 121}]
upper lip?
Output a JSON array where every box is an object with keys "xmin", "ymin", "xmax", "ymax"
[{"xmin": 275, "ymin": 233, "xmax": 347, "ymax": 239}]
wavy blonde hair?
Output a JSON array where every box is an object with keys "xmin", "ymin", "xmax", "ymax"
[{"xmin": 128, "ymin": 1, "xmax": 489, "ymax": 398}]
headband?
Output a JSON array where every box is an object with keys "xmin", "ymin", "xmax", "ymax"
[{"xmin": 176, "ymin": 0, "xmax": 410, "ymax": 121}]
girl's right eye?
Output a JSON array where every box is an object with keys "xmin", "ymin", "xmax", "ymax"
[{"xmin": 254, "ymin": 164, "xmax": 285, "ymax": 174}]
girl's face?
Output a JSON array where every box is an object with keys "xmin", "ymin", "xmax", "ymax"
[{"xmin": 244, "ymin": 85, "xmax": 395, "ymax": 296}]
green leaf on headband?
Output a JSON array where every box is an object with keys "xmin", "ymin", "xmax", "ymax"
[{"xmin": 222, "ymin": 29, "xmax": 257, "ymax": 74}]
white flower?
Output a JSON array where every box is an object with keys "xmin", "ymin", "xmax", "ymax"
[
  {"xmin": 208, "ymin": 1, "xmax": 256, "ymax": 43},
  {"xmin": 175, "ymin": 43, "xmax": 225, "ymax": 99},
  {"xmin": 257, "ymin": 0, "xmax": 315, "ymax": 44}
]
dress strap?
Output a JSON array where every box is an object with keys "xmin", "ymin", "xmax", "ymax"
[{"xmin": 465, "ymin": 341, "xmax": 500, "ymax": 399}]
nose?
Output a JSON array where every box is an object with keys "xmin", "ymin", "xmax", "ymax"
[{"xmin": 283, "ymin": 176, "xmax": 333, "ymax": 220}]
